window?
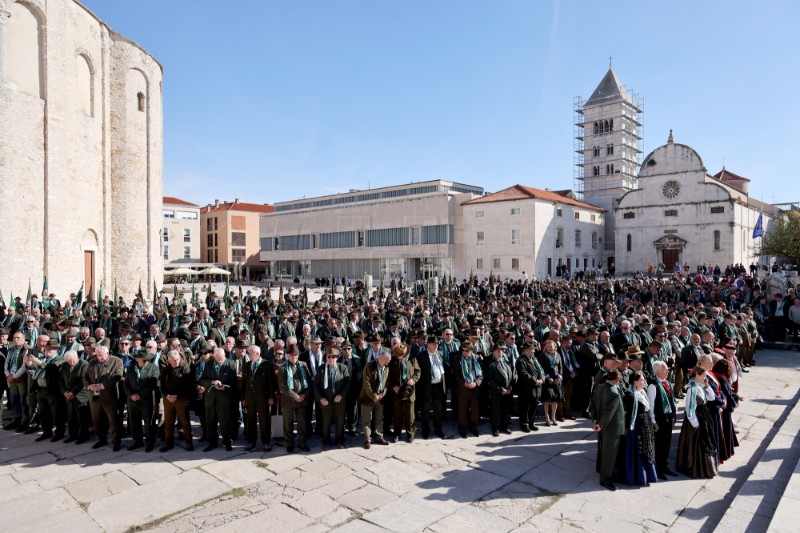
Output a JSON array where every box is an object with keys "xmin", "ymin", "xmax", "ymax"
[
  {"xmin": 574, "ymin": 212, "xmax": 580, "ymax": 220},
  {"xmin": 609, "ymin": 119, "xmax": 613, "ymax": 131},
  {"xmin": 493, "ymin": 258, "xmax": 501, "ymax": 269},
  {"xmin": 231, "ymin": 216, "xmax": 246, "ymax": 230},
  {"xmin": 163, "ymin": 245, "xmax": 169, "ymax": 259},
  {"xmin": 556, "ymin": 228, "xmax": 564, "ymax": 248},
  {"xmin": 278, "ymin": 235, "xmax": 313, "ymax": 250},
  {"xmin": 593, "ymin": 146, "xmax": 600, "ymax": 157},
  {"xmin": 207, "ymin": 250, "xmax": 213, "ymax": 262},
  {"xmin": 710, "ymin": 206, "xmax": 725, "ymax": 214},
  {"xmin": 591, "ymin": 214, "xmax": 596, "ymax": 222},
  {"xmin": 214, "ymin": 234, "xmax": 218, "ymax": 246},
  {"xmin": 206, "ymin": 218, "xmax": 212, "ymax": 231},
  {"xmin": 77, "ymin": 54, "xmax": 93, "ymax": 116},
  {"xmin": 475, "ymin": 210, "xmax": 484, "ymax": 218},
  {"xmin": 477, "ymin": 231, "xmax": 485, "ymax": 245},
  {"xmin": 260, "ymin": 237, "xmax": 273, "ymax": 251},
  {"xmin": 593, "ymin": 166, "xmax": 600, "ymax": 176},
  {"xmin": 511, "ymin": 229, "xmax": 520, "ymax": 245},
  {"xmin": 607, "ymin": 144, "xmax": 614, "ymax": 155},
  {"xmin": 231, "ymin": 232, "xmax": 246, "ymax": 246},
  {"xmin": 319, "ymin": 231, "xmax": 356, "ymax": 249},
  {"xmin": 556, "ymin": 208, "xmax": 563, "ymax": 217},
  {"xmin": 593, "ymin": 122, "xmax": 599, "ymax": 134},
  {"xmin": 183, "ymin": 246, "xmax": 191, "ymax": 259},
  {"xmin": 421, "ymin": 224, "xmax": 453, "ymax": 244},
  {"xmin": 357, "ymin": 231, "xmax": 364, "ymax": 247},
  {"xmin": 623, "ymin": 212, "xmax": 635, "ymax": 219},
  {"xmin": 476, "ymin": 258, "xmax": 483, "ymax": 269},
  {"xmin": 163, "ymin": 210, "xmax": 175, "ymax": 219},
  {"xmin": 232, "ymin": 249, "xmax": 246, "ymax": 262},
  {"xmin": 665, "ymin": 210, "xmax": 678, "ymax": 217},
  {"xmin": 591, "ymin": 232, "xmax": 598, "ymax": 249},
  {"xmin": 365, "ymin": 227, "xmax": 410, "ymax": 247},
  {"xmin": 137, "ymin": 92, "xmax": 145, "ymax": 112},
  {"xmin": 183, "ymin": 228, "xmax": 191, "ymax": 242},
  {"xmin": 206, "ymin": 234, "xmax": 213, "ymax": 247},
  {"xmin": 411, "ymin": 227, "xmax": 420, "ymax": 245},
  {"xmin": 510, "ymin": 208, "xmax": 520, "ymax": 216},
  {"xmin": 214, "ymin": 217, "xmax": 218, "ymax": 231},
  {"xmin": 626, "ymin": 234, "xmax": 632, "ymax": 252},
  {"xmin": 162, "ymin": 228, "xmax": 169, "ymax": 242},
  {"xmin": 714, "ymin": 230, "xmax": 721, "ymax": 250},
  {"xmin": 177, "ymin": 211, "xmax": 198, "ymax": 220},
  {"xmin": 214, "ymin": 250, "xmax": 218, "ymax": 262},
  {"xmin": 512, "ymin": 258, "xmax": 520, "ymax": 270},
  {"xmin": 575, "ymin": 230, "xmax": 582, "ymax": 248}
]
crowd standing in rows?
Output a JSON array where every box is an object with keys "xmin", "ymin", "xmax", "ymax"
[{"xmin": 2, "ymin": 264, "xmax": 798, "ymax": 490}]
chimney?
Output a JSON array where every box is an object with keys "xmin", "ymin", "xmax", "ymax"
[
  {"xmin": 214, "ymin": 199, "xmax": 220, "ymax": 208},
  {"xmin": 234, "ymin": 198, "xmax": 239, "ymax": 204}
]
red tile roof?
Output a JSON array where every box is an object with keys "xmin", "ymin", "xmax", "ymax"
[
  {"xmin": 200, "ymin": 201, "xmax": 274, "ymax": 214},
  {"xmin": 713, "ymin": 169, "xmax": 750, "ymax": 182},
  {"xmin": 163, "ymin": 196, "xmax": 198, "ymax": 207},
  {"xmin": 462, "ymin": 184, "xmax": 604, "ymax": 212}
]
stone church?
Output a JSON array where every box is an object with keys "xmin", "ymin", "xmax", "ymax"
[{"xmin": 0, "ymin": 0, "xmax": 163, "ymax": 299}]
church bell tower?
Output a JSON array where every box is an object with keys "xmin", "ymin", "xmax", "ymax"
[{"xmin": 574, "ymin": 65, "xmax": 643, "ymax": 259}]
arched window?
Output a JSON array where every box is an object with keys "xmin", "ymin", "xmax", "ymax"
[
  {"xmin": 593, "ymin": 122, "xmax": 599, "ymax": 134},
  {"xmin": 7, "ymin": 2, "xmax": 43, "ymax": 98},
  {"xmin": 714, "ymin": 230, "xmax": 721, "ymax": 250},
  {"xmin": 606, "ymin": 164, "xmax": 610, "ymax": 175},
  {"xmin": 609, "ymin": 119, "xmax": 613, "ymax": 131},
  {"xmin": 626, "ymin": 234, "xmax": 632, "ymax": 252},
  {"xmin": 77, "ymin": 54, "xmax": 93, "ymax": 116},
  {"xmin": 604, "ymin": 120, "xmax": 610, "ymax": 133},
  {"xmin": 137, "ymin": 92, "xmax": 146, "ymax": 112}
]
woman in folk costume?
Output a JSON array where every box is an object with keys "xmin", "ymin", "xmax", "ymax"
[
  {"xmin": 712, "ymin": 357, "xmax": 739, "ymax": 463},
  {"xmin": 536, "ymin": 339, "xmax": 564, "ymax": 427},
  {"xmin": 698, "ymin": 353, "xmax": 724, "ymax": 462},
  {"xmin": 622, "ymin": 371, "xmax": 658, "ymax": 486},
  {"xmin": 676, "ymin": 366, "xmax": 719, "ymax": 478}
]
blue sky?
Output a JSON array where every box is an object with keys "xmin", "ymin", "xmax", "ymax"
[{"xmin": 80, "ymin": 0, "xmax": 800, "ymax": 206}]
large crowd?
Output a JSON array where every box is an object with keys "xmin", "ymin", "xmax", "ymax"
[{"xmin": 2, "ymin": 265, "xmax": 799, "ymax": 491}]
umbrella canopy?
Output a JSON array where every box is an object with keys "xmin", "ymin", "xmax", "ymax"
[
  {"xmin": 167, "ymin": 267, "xmax": 199, "ymax": 276},
  {"xmin": 198, "ymin": 267, "xmax": 231, "ymax": 276}
]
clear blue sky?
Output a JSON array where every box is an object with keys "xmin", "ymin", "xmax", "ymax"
[{"xmin": 81, "ymin": 0, "xmax": 800, "ymax": 206}]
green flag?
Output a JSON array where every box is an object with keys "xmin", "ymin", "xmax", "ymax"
[
  {"xmin": 302, "ymin": 282, "xmax": 308, "ymax": 306},
  {"xmin": 153, "ymin": 280, "xmax": 158, "ymax": 306},
  {"xmin": 191, "ymin": 282, "xmax": 197, "ymax": 306},
  {"xmin": 136, "ymin": 280, "xmax": 144, "ymax": 303},
  {"xmin": 42, "ymin": 275, "xmax": 48, "ymax": 295},
  {"xmin": 238, "ymin": 281, "xmax": 243, "ymax": 301},
  {"xmin": 26, "ymin": 280, "xmax": 32, "ymax": 308},
  {"xmin": 98, "ymin": 281, "xmax": 103, "ymax": 305},
  {"xmin": 173, "ymin": 283, "xmax": 178, "ymax": 300},
  {"xmin": 0, "ymin": 288, "xmax": 4, "ymax": 306},
  {"xmin": 224, "ymin": 281, "xmax": 230, "ymax": 307},
  {"xmin": 75, "ymin": 283, "xmax": 84, "ymax": 306},
  {"xmin": 278, "ymin": 280, "xmax": 284, "ymax": 304},
  {"xmin": 113, "ymin": 281, "xmax": 119, "ymax": 312},
  {"xmin": 88, "ymin": 280, "xmax": 95, "ymax": 304},
  {"xmin": 205, "ymin": 280, "xmax": 212, "ymax": 305}
]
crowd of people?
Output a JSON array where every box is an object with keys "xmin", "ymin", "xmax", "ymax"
[{"xmin": 1, "ymin": 266, "xmax": 797, "ymax": 490}]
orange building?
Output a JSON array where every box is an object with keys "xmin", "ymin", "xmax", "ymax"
[{"xmin": 200, "ymin": 199, "xmax": 274, "ymax": 281}]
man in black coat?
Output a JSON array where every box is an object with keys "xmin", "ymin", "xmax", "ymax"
[{"xmin": 516, "ymin": 341, "xmax": 544, "ymax": 432}]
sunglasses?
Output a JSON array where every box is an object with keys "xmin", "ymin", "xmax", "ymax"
[{"xmin": 326, "ymin": 356, "xmax": 338, "ymax": 360}]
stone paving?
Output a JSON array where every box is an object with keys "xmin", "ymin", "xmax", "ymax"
[{"xmin": 1, "ymin": 348, "xmax": 798, "ymax": 533}]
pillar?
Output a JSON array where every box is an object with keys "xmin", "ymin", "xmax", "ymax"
[{"xmin": 0, "ymin": 6, "xmax": 10, "ymax": 82}]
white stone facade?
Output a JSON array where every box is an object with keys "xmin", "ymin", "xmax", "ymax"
[
  {"xmin": 462, "ymin": 186, "xmax": 606, "ymax": 280},
  {"xmin": 162, "ymin": 198, "xmax": 201, "ymax": 265},
  {"xmin": 614, "ymin": 137, "xmax": 776, "ymax": 274},
  {"xmin": 0, "ymin": 0, "xmax": 163, "ymax": 299}
]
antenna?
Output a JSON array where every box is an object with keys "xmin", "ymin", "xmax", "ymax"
[{"xmin": 609, "ymin": 55, "xmax": 613, "ymax": 68}]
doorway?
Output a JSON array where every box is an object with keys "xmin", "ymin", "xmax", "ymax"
[
  {"xmin": 662, "ymin": 249, "xmax": 680, "ymax": 269},
  {"xmin": 84, "ymin": 251, "xmax": 95, "ymax": 295}
]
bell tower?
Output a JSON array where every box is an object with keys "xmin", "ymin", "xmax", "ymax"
[{"xmin": 574, "ymin": 65, "xmax": 642, "ymax": 258}]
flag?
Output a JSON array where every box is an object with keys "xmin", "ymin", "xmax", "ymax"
[
  {"xmin": 753, "ymin": 212, "xmax": 763, "ymax": 238},
  {"xmin": 191, "ymin": 282, "xmax": 197, "ymax": 306},
  {"xmin": 278, "ymin": 280, "xmax": 284, "ymax": 304},
  {"xmin": 88, "ymin": 280, "xmax": 95, "ymax": 304},
  {"xmin": 0, "ymin": 288, "xmax": 4, "ymax": 306},
  {"xmin": 136, "ymin": 280, "xmax": 144, "ymax": 303},
  {"xmin": 42, "ymin": 276, "xmax": 48, "ymax": 295},
  {"xmin": 98, "ymin": 281, "xmax": 103, "ymax": 304},
  {"xmin": 113, "ymin": 281, "xmax": 119, "ymax": 311},
  {"xmin": 76, "ymin": 282, "xmax": 84, "ymax": 306},
  {"xmin": 302, "ymin": 282, "xmax": 308, "ymax": 306},
  {"xmin": 153, "ymin": 280, "xmax": 158, "ymax": 306},
  {"xmin": 26, "ymin": 280, "xmax": 32, "ymax": 308},
  {"xmin": 224, "ymin": 281, "xmax": 230, "ymax": 306},
  {"xmin": 238, "ymin": 281, "xmax": 243, "ymax": 301},
  {"xmin": 205, "ymin": 280, "xmax": 212, "ymax": 305}
]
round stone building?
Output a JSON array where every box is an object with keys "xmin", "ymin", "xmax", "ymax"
[{"xmin": 0, "ymin": 0, "xmax": 163, "ymax": 299}]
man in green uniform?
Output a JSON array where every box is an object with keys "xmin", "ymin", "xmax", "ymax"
[
  {"xmin": 125, "ymin": 348, "xmax": 160, "ymax": 452},
  {"xmin": 592, "ymin": 369, "xmax": 625, "ymax": 491}
]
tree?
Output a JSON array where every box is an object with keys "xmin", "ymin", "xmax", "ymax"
[{"xmin": 756, "ymin": 211, "xmax": 800, "ymax": 264}]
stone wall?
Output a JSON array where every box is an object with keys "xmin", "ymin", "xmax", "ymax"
[{"xmin": 0, "ymin": 0, "xmax": 162, "ymax": 300}]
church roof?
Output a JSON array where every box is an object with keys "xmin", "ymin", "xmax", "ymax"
[
  {"xmin": 462, "ymin": 184, "xmax": 604, "ymax": 212},
  {"xmin": 200, "ymin": 201, "xmax": 275, "ymax": 214},
  {"xmin": 713, "ymin": 168, "xmax": 751, "ymax": 183},
  {"xmin": 585, "ymin": 68, "xmax": 634, "ymax": 107}
]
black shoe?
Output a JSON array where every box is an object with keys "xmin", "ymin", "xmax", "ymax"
[
  {"xmin": 63, "ymin": 436, "xmax": 77, "ymax": 443},
  {"xmin": 24, "ymin": 425, "xmax": 40, "ymax": 435},
  {"xmin": 75, "ymin": 437, "xmax": 89, "ymax": 445},
  {"xmin": 224, "ymin": 442, "xmax": 233, "ymax": 451},
  {"xmin": 16, "ymin": 424, "xmax": 29, "ymax": 433},
  {"xmin": 346, "ymin": 430, "xmax": 356, "ymax": 437},
  {"xmin": 300, "ymin": 445, "xmax": 311, "ymax": 452},
  {"xmin": 145, "ymin": 443, "xmax": 154, "ymax": 453},
  {"xmin": 127, "ymin": 441, "xmax": 144, "ymax": 451},
  {"xmin": 203, "ymin": 443, "xmax": 218, "ymax": 452},
  {"xmin": 600, "ymin": 481, "xmax": 617, "ymax": 491},
  {"xmin": 531, "ymin": 425, "xmax": 539, "ymax": 431},
  {"xmin": 198, "ymin": 435, "xmax": 208, "ymax": 443},
  {"xmin": 263, "ymin": 444, "xmax": 272, "ymax": 452},
  {"xmin": 492, "ymin": 431, "xmax": 500, "ymax": 437},
  {"xmin": 460, "ymin": 432, "xmax": 468, "ymax": 439},
  {"xmin": 436, "ymin": 432, "xmax": 447, "ymax": 439},
  {"xmin": 92, "ymin": 440, "xmax": 108, "ymax": 449},
  {"xmin": 406, "ymin": 435, "xmax": 414, "ymax": 444},
  {"xmin": 3, "ymin": 422, "xmax": 18, "ymax": 431},
  {"xmin": 471, "ymin": 429, "xmax": 479, "ymax": 437},
  {"xmin": 112, "ymin": 442, "xmax": 121, "ymax": 452},
  {"xmin": 245, "ymin": 443, "xmax": 256, "ymax": 452},
  {"xmin": 502, "ymin": 429, "xmax": 512, "ymax": 435},
  {"xmin": 35, "ymin": 433, "xmax": 53, "ymax": 442},
  {"xmin": 160, "ymin": 442, "xmax": 175, "ymax": 453},
  {"xmin": 51, "ymin": 434, "xmax": 65, "ymax": 443},
  {"xmin": 657, "ymin": 473, "xmax": 668, "ymax": 481},
  {"xmin": 520, "ymin": 426, "xmax": 531, "ymax": 433},
  {"xmin": 287, "ymin": 446, "xmax": 296, "ymax": 453}
]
